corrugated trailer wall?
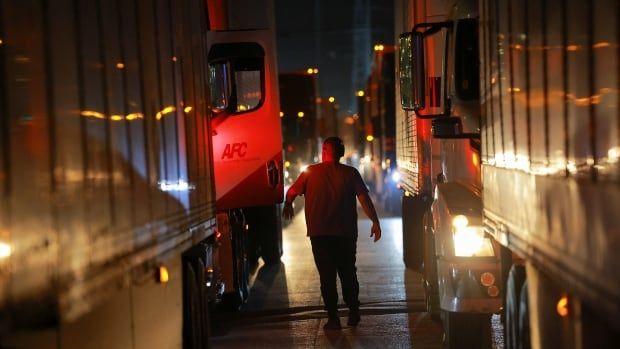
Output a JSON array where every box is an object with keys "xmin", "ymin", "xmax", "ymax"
[
  {"xmin": 0, "ymin": 0, "xmax": 217, "ymax": 345},
  {"xmin": 480, "ymin": 0, "xmax": 620, "ymax": 329}
]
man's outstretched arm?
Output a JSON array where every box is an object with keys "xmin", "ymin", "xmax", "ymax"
[
  {"xmin": 357, "ymin": 192, "xmax": 381, "ymax": 242},
  {"xmin": 282, "ymin": 186, "xmax": 300, "ymax": 220}
]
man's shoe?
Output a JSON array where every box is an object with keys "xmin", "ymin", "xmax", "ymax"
[
  {"xmin": 347, "ymin": 309, "xmax": 361, "ymax": 326},
  {"xmin": 323, "ymin": 317, "xmax": 342, "ymax": 331}
]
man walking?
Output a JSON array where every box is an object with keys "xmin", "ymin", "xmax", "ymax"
[{"xmin": 282, "ymin": 136, "xmax": 382, "ymax": 330}]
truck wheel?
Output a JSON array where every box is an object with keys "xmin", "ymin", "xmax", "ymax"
[
  {"xmin": 183, "ymin": 258, "xmax": 211, "ymax": 348},
  {"xmin": 518, "ymin": 280, "xmax": 531, "ymax": 349},
  {"xmin": 506, "ymin": 265, "xmax": 526, "ymax": 349},
  {"xmin": 442, "ymin": 311, "xmax": 492, "ymax": 349},
  {"xmin": 221, "ymin": 210, "xmax": 250, "ymax": 310},
  {"xmin": 245, "ymin": 205, "xmax": 283, "ymax": 265}
]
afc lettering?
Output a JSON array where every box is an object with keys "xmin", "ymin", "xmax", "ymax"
[{"xmin": 221, "ymin": 142, "xmax": 248, "ymax": 160}]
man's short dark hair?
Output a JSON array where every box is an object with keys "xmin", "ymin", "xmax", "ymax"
[{"xmin": 324, "ymin": 137, "xmax": 345, "ymax": 158}]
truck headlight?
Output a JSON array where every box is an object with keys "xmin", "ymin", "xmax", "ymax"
[
  {"xmin": 391, "ymin": 171, "xmax": 401, "ymax": 183},
  {"xmin": 0, "ymin": 241, "xmax": 11, "ymax": 259},
  {"xmin": 452, "ymin": 223, "xmax": 494, "ymax": 257}
]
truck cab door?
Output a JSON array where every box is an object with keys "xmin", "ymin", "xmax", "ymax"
[{"xmin": 206, "ymin": 30, "xmax": 283, "ymax": 210}]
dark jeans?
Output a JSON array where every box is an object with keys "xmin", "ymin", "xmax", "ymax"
[{"xmin": 310, "ymin": 236, "xmax": 360, "ymax": 318}]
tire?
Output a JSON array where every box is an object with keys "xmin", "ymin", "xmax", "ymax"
[
  {"xmin": 183, "ymin": 257, "xmax": 211, "ymax": 348},
  {"xmin": 518, "ymin": 280, "xmax": 530, "ymax": 349},
  {"xmin": 506, "ymin": 265, "xmax": 526, "ymax": 349},
  {"xmin": 442, "ymin": 311, "xmax": 492, "ymax": 349},
  {"xmin": 221, "ymin": 210, "xmax": 249, "ymax": 311}
]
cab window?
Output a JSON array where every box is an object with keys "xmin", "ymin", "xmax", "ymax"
[{"xmin": 208, "ymin": 43, "xmax": 264, "ymax": 114}]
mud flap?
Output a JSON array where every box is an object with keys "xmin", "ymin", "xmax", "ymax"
[{"xmin": 402, "ymin": 194, "xmax": 431, "ymax": 270}]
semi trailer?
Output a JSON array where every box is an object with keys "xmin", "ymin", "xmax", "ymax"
[{"xmin": 0, "ymin": 0, "xmax": 283, "ymax": 347}]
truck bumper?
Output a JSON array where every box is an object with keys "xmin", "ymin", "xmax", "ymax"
[{"xmin": 437, "ymin": 257, "xmax": 502, "ymax": 313}]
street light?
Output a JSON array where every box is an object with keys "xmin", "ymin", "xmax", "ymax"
[
  {"xmin": 297, "ymin": 111, "xmax": 305, "ymax": 118},
  {"xmin": 328, "ymin": 96, "xmax": 335, "ymax": 103},
  {"xmin": 356, "ymin": 90, "xmax": 365, "ymax": 97}
]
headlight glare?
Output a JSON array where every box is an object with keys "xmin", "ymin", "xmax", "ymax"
[
  {"xmin": 391, "ymin": 171, "xmax": 401, "ymax": 183},
  {"xmin": 452, "ymin": 214, "xmax": 469, "ymax": 229},
  {"xmin": 453, "ymin": 226, "xmax": 495, "ymax": 257}
]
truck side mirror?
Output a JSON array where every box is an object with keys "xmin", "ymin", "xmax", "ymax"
[{"xmin": 399, "ymin": 32, "xmax": 425, "ymax": 111}]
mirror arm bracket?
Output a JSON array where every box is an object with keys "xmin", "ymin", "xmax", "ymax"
[
  {"xmin": 414, "ymin": 110, "xmax": 448, "ymax": 119},
  {"xmin": 433, "ymin": 133, "xmax": 481, "ymax": 140},
  {"xmin": 413, "ymin": 98, "xmax": 452, "ymax": 119},
  {"xmin": 412, "ymin": 21, "xmax": 452, "ymax": 38}
]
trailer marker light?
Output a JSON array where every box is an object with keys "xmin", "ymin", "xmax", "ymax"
[
  {"xmin": 472, "ymin": 153, "xmax": 479, "ymax": 167},
  {"xmin": 480, "ymin": 272, "xmax": 495, "ymax": 286},
  {"xmin": 0, "ymin": 241, "xmax": 11, "ymax": 259},
  {"xmin": 116, "ymin": 62, "xmax": 125, "ymax": 69},
  {"xmin": 279, "ymin": 112, "xmax": 284, "ymax": 117},
  {"xmin": 157, "ymin": 265, "xmax": 169, "ymax": 284},
  {"xmin": 593, "ymin": 42, "xmax": 610, "ymax": 49},
  {"xmin": 557, "ymin": 295, "xmax": 569, "ymax": 317},
  {"xmin": 487, "ymin": 285, "xmax": 499, "ymax": 297}
]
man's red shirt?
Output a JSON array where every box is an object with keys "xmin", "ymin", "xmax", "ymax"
[{"xmin": 289, "ymin": 162, "xmax": 368, "ymax": 238}]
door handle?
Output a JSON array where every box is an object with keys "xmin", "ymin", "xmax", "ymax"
[{"xmin": 266, "ymin": 160, "xmax": 279, "ymax": 189}]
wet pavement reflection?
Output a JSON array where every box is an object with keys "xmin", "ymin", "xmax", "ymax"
[{"xmin": 212, "ymin": 206, "xmax": 444, "ymax": 348}]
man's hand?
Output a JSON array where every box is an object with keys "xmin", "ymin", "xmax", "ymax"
[
  {"xmin": 370, "ymin": 222, "xmax": 381, "ymax": 242},
  {"xmin": 282, "ymin": 202, "xmax": 294, "ymax": 220}
]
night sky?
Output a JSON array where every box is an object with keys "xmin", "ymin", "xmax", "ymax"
[{"xmin": 274, "ymin": 0, "xmax": 394, "ymax": 114}]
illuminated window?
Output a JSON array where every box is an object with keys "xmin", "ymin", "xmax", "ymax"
[{"xmin": 234, "ymin": 69, "xmax": 261, "ymax": 112}]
